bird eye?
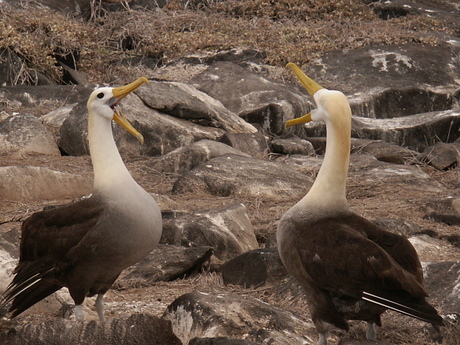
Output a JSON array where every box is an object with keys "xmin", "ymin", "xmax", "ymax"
[{"xmin": 97, "ymin": 92, "xmax": 104, "ymax": 99}]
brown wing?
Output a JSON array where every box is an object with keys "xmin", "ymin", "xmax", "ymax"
[
  {"xmin": 293, "ymin": 216, "xmax": 443, "ymax": 326},
  {"xmin": 1, "ymin": 195, "xmax": 105, "ymax": 318},
  {"xmin": 336, "ymin": 214, "xmax": 424, "ymax": 283},
  {"xmin": 294, "ymin": 218, "xmax": 427, "ymax": 299},
  {"xmin": 18, "ymin": 196, "xmax": 105, "ymax": 264}
]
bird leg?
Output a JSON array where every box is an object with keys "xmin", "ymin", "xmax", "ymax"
[
  {"xmin": 74, "ymin": 304, "xmax": 85, "ymax": 321},
  {"xmin": 366, "ymin": 321, "xmax": 377, "ymax": 340},
  {"xmin": 317, "ymin": 333, "xmax": 327, "ymax": 345},
  {"xmin": 95, "ymin": 294, "xmax": 106, "ymax": 323}
]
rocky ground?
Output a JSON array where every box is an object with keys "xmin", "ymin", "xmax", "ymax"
[{"xmin": 0, "ymin": 1, "xmax": 460, "ymax": 345}]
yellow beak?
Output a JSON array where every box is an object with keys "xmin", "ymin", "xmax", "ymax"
[
  {"xmin": 285, "ymin": 113, "xmax": 313, "ymax": 128},
  {"xmin": 286, "ymin": 63, "xmax": 323, "ymax": 96},
  {"xmin": 285, "ymin": 63, "xmax": 324, "ymax": 128},
  {"xmin": 112, "ymin": 77, "xmax": 149, "ymax": 144}
]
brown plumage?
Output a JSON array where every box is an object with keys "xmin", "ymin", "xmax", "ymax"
[
  {"xmin": 1, "ymin": 78, "xmax": 162, "ymax": 322},
  {"xmin": 277, "ymin": 63, "xmax": 443, "ymax": 345}
]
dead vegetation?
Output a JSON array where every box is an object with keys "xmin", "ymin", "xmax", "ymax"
[{"xmin": 0, "ymin": 0, "xmax": 455, "ymax": 85}]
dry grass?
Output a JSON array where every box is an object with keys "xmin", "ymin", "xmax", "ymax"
[{"xmin": 0, "ymin": 0, "xmax": 454, "ymax": 85}]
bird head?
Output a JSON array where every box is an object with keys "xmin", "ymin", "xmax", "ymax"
[
  {"xmin": 87, "ymin": 77, "xmax": 149, "ymax": 143},
  {"xmin": 284, "ymin": 63, "xmax": 350, "ymax": 128}
]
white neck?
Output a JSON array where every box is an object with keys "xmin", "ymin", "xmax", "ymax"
[
  {"xmin": 88, "ymin": 112, "xmax": 136, "ymax": 194},
  {"xmin": 296, "ymin": 113, "xmax": 351, "ymax": 212}
]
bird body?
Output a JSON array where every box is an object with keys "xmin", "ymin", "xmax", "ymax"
[
  {"xmin": 277, "ymin": 63, "xmax": 443, "ymax": 345},
  {"xmin": 1, "ymin": 77, "xmax": 162, "ymax": 322}
]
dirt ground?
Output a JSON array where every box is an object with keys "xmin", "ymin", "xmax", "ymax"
[{"xmin": 1, "ymin": 152, "xmax": 459, "ymax": 345}]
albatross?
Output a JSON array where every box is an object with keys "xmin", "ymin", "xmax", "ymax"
[
  {"xmin": 276, "ymin": 63, "xmax": 443, "ymax": 345},
  {"xmin": 1, "ymin": 77, "xmax": 162, "ymax": 322}
]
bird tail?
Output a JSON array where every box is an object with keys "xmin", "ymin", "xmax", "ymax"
[
  {"xmin": 362, "ymin": 290, "xmax": 444, "ymax": 327},
  {"xmin": 1, "ymin": 265, "xmax": 61, "ymax": 318}
]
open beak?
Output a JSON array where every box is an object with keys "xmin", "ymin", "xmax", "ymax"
[
  {"xmin": 286, "ymin": 63, "xmax": 323, "ymax": 96},
  {"xmin": 111, "ymin": 77, "xmax": 149, "ymax": 144},
  {"xmin": 285, "ymin": 63, "xmax": 324, "ymax": 128},
  {"xmin": 285, "ymin": 113, "xmax": 313, "ymax": 128}
]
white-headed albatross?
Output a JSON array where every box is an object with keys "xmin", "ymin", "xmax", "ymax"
[
  {"xmin": 1, "ymin": 77, "xmax": 162, "ymax": 322},
  {"xmin": 276, "ymin": 63, "xmax": 443, "ymax": 345}
]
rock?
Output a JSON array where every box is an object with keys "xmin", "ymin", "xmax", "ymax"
[
  {"xmin": 417, "ymin": 142, "xmax": 460, "ymax": 170},
  {"xmin": 135, "ymin": 80, "xmax": 257, "ymax": 134},
  {"xmin": 58, "ymin": 101, "xmax": 89, "ymax": 155},
  {"xmin": 270, "ymin": 136, "xmax": 315, "ymax": 156},
  {"xmin": 190, "ymin": 61, "xmax": 312, "ymax": 135},
  {"xmin": 153, "ymin": 139, "xmax": 250, "ymax": 174},
  {"xmin": 423, "ymin": 197, "xmax": 460, "ymax": 226},
  {"xmin": 117, "ymin": 244, "xmax": 213, "ymax": 288},
  {"xmin": 220, "ymin": 248, "xmax": 287, "ymax": 288},
  {"xmin": 0, "ymin": 114, "xmax": 60, "ymax": 156},
  {"xmin": 298, "ymin": 110, "xmax": 460, "ymax": 151},
  {"xmin": 279, "ymin": 153, "xmax": 435, "ymax": 189},
  {"xmin": 173, "ymin": 154, "xmax": 312, "ymax": 200},
  {"xmin": 348, "ymin": 154, "xmax": 433, "ymax": 184},
  {"xmin": 371, "ymin": 218, "xmax": 421, "ymax": 238},
  {"xmin": 0, "ymin": 166, "xmax": 91, "ymax": 202},
  {"xmin": 351, "ymin": 141, "xmax": 418, "ymax": 164},
  {"xmin": 424, "ymin": 261, "xmax": 460, "ymax": 314},
  {"xmin": 272, "ymin": 154, "xmax": 323, "ymax": 177},
  {"xmin": 59, "ymin": 92, "xmax": 225, "ymax": 156},
  {"xmin": 163, "ymin": 291, "xmax": 316, "ymax": 345},
  {"xmin": 161, "ymin": 203, "xmax": 258, "ymax": 261},
  {"xmin": 219, "ymin": 132, "xmax": 269, "ymax": 159},
  {"xmin": 0, "ymin": 313, "xmax": 182, "ymax": 345},
  {"xmin": 0, "ymin": 85, "xmax": 90, "ymax": 110},
  {"xmin": 40, "ymin": 103, "xmax": 78, "ymax": 137},
  {"xmin": 424, "ymin": 213, "xmax": 460, "ymax": 226},
  {"xmin": 371, "ymin": 0, "xmax": 460, "ymax": 22},
  {"xmin": 0, "ymin": 226, "xmax": 19, "ymax": 292},
  {"xmin": 429, "ymin": 196, "xmax": 460, "ymax": 215},
  {"xmin": 307, "ymin": 43, "xmax": 460, "ymax": 113},
  {"xmin": 190, "ymin": 337, "xmax": 259, "ymax": 345},
  {"xmin": 408, "ymin": 235, "xmax": 458, "ymax": 263},
  {"xmin": 338, "ymin": 339, "xmax": 392, "ymax": 345}
]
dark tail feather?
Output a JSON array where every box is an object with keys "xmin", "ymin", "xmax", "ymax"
[
  {"xmin": 1, "ymin": 266, "xmax": 62, "ymax": 318},
  {"xmin": 362, "ymin": 291, "xmax": 444, "ymax": 326},
  {"xmin": 10, "ymin": 281, "xmax": 61, "ymax": 318}
]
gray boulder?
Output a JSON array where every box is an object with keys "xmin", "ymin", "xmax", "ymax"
[
  {"xmin": 219, "ymin": 132, "xmax": 269, "ymax": 159},
  {"xmin": 417, "ymin": 142, "xmax": 460, "ymax": 170},
  {"xmin": 135, "ymin": 81, "xmax": 257, "ymax": 134},
  {"xmin": 270, "ymin": 136, "xmax": 315, "ymax": 156},
  {"xmin": 40, "ymin": 103, "xmax": 78, "ymax": 138},
  {"xmin": 294, "ymin": 110, "xmax": 460, "ymax": 151},
  {"xmin": 0, "ymin": 166, "xmax": 91, "ymax": 202},
  {"xmin": 423, "ymin": 196, "xmax": 460, "ymax": 227},
  {"xmin": 307, "ymin": 43, "xmax": 460, "ymax": 114},
  {"xmin": 424, "ymin": 261, "xmax": 460, "ymax": 314},
  {"xmin": 0, "ymin": 85, "xmax": 89, "ymax": 110},
  {"xmin": 220, "ymin": 248, "xmax": 287, "ymax": 288},
  {"xmin": 153, "ymin": 139, "xmax": 250, "ymax": 174},
  {"xmin": 348, "ymin": 154, "xmax": 435, "ymax": 186},
  {"xmin": 351, "ymin": 140, "xmax": 419, "ymax": 165},
  {"xmin": 161, "ymin": 203, "xmax": 258, "ymax": 261},
  {"xmin": 189, "ymin": 337, "xmax": 259, "ymax": 345},
  {"xmin": 116, "ymin": 244, "xmax": 213, "ymax": 288},
  {"xmin": 173, "ymin": 154, "xmax": 312, "ymax": 200},
  {"xmin": 0, "ymin": 225, "xmax": 19, "ymax": 292},
  {"xmin": 190, "ymin": 61, "xmax": 312, "ymax": 135},
  {"xmin": 163, "ymin": 291, "xmax": 316, "ymax": 345},
  {"xmin": 0, "ymin": 313, "xmax": 182, "ymax": 345},
  {"xmin": 0, "ymin": 114, "xmax": 60, "ymax": 156}
]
